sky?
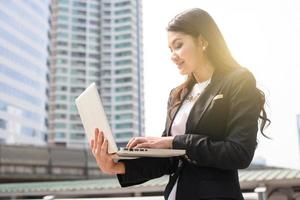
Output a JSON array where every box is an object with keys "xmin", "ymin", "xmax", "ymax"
[{"xmin": 142, "ymin": 0, "xmax": 300, "ymax": 169}]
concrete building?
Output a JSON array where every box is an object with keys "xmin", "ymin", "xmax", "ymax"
[
  {"xmin": 0, "ymin": 0, "xmax": 49, "ymax": 145},
  {"xmin": 48, "ymin": 0, "xmax": 144, "ymax": 148}
]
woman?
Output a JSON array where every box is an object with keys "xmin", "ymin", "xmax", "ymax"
[{"xmin": 90, "ymin": 8, "xmax": 270, "ymax": 200}]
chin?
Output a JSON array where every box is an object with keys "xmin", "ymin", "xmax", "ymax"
[{"xmin": 179, "ymin": 70, "xmax": 188, "ymax": 75}]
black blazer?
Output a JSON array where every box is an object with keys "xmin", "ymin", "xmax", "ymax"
[{"xmin": 117, "ymin": 67, "xmax": 260, "ymax": 200}]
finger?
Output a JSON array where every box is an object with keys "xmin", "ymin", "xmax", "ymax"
[
  {"xmin": 126, "ymin": 137, "xmax": 136, "ymax": 148},
  {"xmin": 97, "ymin": 131, "xmax": 104, "ymax": 152},
  {"xmin": 128, "ymin": 138, "xmax": 147, "ymax": 149},
  {"xmin": 90, "ymin": 139, "xmax": 94, "ymax": 149},
  {"xmin": 94, "ymin": 128, "xmax": 99, "ymax": 151},
  {"xmin": 127, "ymin": 138, "xmax": 138, "ymax": 148},
  {"xmin": 91, "ymin": 139, "xmax": 97, "ymax": 157},
  {"xmin": 135, "ymin": 142, "xmax": 151, "ymax": 148},
  {"xmin": 100, "ymin": 138, "xmax": 108, "ymax": 158}
]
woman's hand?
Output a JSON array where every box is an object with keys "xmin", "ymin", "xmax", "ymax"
[
  {"xmin": 91, "ymin": 128, "xmax": 125, "ymax": 175},
  {"xmin": 126, "ymin": 136, "xmax": 174, "ymax": 149}
]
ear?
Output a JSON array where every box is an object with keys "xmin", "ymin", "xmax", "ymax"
[{"xmin": 196, "ymin": 35, "xmax": 208, "ymax": 50}]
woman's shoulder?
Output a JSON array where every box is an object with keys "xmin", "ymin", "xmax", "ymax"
[
  {"xmin": 228, "ymin": 67, "xmax": 255, "ymax": 78},
  {"xmin": 225, "ymin": 67, "xmax": 256, "ymax": 84}
]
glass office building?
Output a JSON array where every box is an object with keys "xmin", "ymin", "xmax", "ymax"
[
  {"xmin": 48, "ymin": 0, "xmax": 144, "ymax": 148},
  {"xmin": 0, "ymin": 1, "xmax": 49, "ymax": 145}
]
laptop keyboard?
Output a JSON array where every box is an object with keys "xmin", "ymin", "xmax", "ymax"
[{"xmin": 121, "ymin": 147, "xmax": 148, "ymax": 152}]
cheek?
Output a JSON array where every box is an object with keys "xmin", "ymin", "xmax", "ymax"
[
  {"xmin": 188, "ymin": 49, "xmax": 202, "ymax": 66},
  {"xmin": 176, "ymin": 48, "xmax": 189, "ymax": 64}
]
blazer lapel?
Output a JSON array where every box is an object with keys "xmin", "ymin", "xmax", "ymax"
[
  {"xmin": 185, "ymin": 70, "xmax": 225, "ymax": 134},
  {"xmin": 166, "ymin": 87, "xmax": 189, "ymax": 136}
]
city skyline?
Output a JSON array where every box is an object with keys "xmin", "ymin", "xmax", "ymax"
[{"xmin": 48, "ymin": 0, "xmax": 145, "ymax": 148}]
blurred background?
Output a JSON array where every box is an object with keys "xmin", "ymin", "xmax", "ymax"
[{"xmin": 0, "ymin": 0, "xmax": 299, "ymax": 199}]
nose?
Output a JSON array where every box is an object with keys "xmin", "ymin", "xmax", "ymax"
[{"xmin": 171, "ymin": 52, "xmax": 179, "ymax": 63}]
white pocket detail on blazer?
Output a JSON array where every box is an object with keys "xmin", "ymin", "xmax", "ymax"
[{"xmin": 212, "ymin": 94, "xmax": 223, "ymax": 101}]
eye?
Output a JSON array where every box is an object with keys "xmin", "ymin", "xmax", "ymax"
[
  {"xmin": 175, "ymin": 42, "xmax": 183, "ymax": 49},
  {"xmin": 169, "ymin": 41, "xmax": 183, "ymax": 53}
]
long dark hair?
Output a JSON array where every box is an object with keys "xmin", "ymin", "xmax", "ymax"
[{"xmin": 167, "ymin": 8, "xmax": 270, "ymax": 137}]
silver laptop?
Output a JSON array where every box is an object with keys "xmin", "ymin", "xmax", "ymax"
[{"xmin": 75, "ymin": 83, "xmax": 186, "ymax": 159}]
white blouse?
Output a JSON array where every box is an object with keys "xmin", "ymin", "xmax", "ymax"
[{"xmin": 168, "ymin": 79, "xmax": 211, "ymax": 200}]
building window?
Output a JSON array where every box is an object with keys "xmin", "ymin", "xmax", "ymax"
[
  {"xmin": 115, "ymin": 1, "xmax": 131, "ymax": 7},
  {"xmin": 89, "ymin": 45, "xmax": 99, "ymax": 51},
  {"xmin": 70, "ymin": 133, "xmax": 85, "ymax": 139},
  {"xmin": 115, "ymin": 34, "xmax": 131, "ymax": 40},
  {"xmin": 58, "ymin": 16, "xmax": 68, "ymax": 22},
  {"xmin": 89, "ymin": 62, "xmax": 99, "ymax": 68},
  {"xmin": 73, "ymin": 1, "xmax": 86, "ymax": 7},
  {"xmin": 59, "ymin": 0, "xmax": 68, "ymax": 5},
  {"xmin": 115, "ymin": 86, "xmax": 132, "ymax": 92},
  {"xmin": 72, "ymin": 26, "xmax": 86, "ymax": 32},
  {"xmin": 104, "ymin": 3, "xmax": 111, "ymax": 7},
  {"xmin": 70, "ymin": 114, "xmax": 80, "ymax": 120},
  {"xmin": 88, "ymin": 71, "xmax": 100, "ymax": 76},
  {"xmin": 54, "ymin": 113, "xmax": 67, "ymax": 119},
  {"xmin": 115, "ymin": 77, "xmax": 132, "ymax": 83},
  {"xmin": 21, "ymin": 126, "xmax": 38, "ymax": 137},
  {"xmin": 54, "ymin": 123, "xmax": 66, "ymax": 129},
  {"xmin": 71, "ymin": 52, "xmax": 86, "ymax": 58},
  {"xmin": 115, "ymin": 123, "xmax": 133, "ymax": 129},
  {"xmin": 88, "ymin": 53, "xmax": 98, "ymax": 58},
  {"xmin": 55, "ymin": 76, "xmax": 67, "ymax": 82},
  {"xmin": 115, "ymin": 95, "xmax": 132, "ymax": 101},
  {"xmin": 57, "ymin": 32, "xmax": 68, "ymax": 39},
  {"xmin": 0, "ymin": 119, "xmax": 6, "ymax": 129},
  {"xmin": 58, "ymin": 7, "xmax": 68, "ymax": 13},
  {"xmin": 115, "ymin": 25, "xmax": 131, "ymax": 32},
  {"xmin": 55, "ymin": 95, "xmax": 67, "ymax": 101},
  {"xmin": 71, "ymin": 78, "xmax": 85, "ymax": 84},
  {"xmin": 114, "ymin": 17, "xmax": 131, "ymax": 23},
  {"xmin": 115, "ymin": 68, "xmax": 132, "ymax": 74},
  {"xmin": 57, "ymin": 59, "xmax": 68, "ymax": 64},
  {"xmin": 0, "ymin": 101, "xmax": 7, "ymax": 111},
  {"xmin": 115, "ymin": 113, "xmax": 133, "ymax": 120},
  {"xmin": 71, "ymin": 69, "xmax": 85, "ymax": 76},
  {"xmin": 70, "ymin": 124, "xmax": 83, "ymax": 129},
  {"xmin": 104, "ymin": 11, "xmax": 111, "ymax": 15},
  {"xmin": 115, "ymin": 9, "xmax": 131, "ymax": 15},
  {"xmin": 57, "ymin": 41, "xmax": 68, "ymax": 46},
  {"xmin": 72, "ymin": 10, "xmax": 86, "ymax": 15},
  {"xmin": 115, "ymin": 104, "xmax": 133, "ymax": 111},
  {"xmin": 90, "ymin": 12, "xmax": 99, "ymax": 17},
  {"xmin": 115, "ymin": 42, "xmax": 131, "ymax": 48},
  {"xmin": 115, "ymin": 51, "xmax": 132, "ymax": 57},
  {"xmin": 55, "ymin": 132, "xmax": 66, "ymax": 139},
  {"xmin": 116, "ymin": 132, "xmax": 133, "ymax": 139},
  {"xmin": 89, "ymin": 4, "xmax": 99, "ymax": 9},
  {"xmin": 72, "ymin": 43, "xmax": 86, "ymax": 50},
  {"xmin": 115, "ymin": 59, "xmax": 132, "ymax": 66},
  {"xmin": 55, "ymin": 104, "xmax": 67, "ymax": 110}
]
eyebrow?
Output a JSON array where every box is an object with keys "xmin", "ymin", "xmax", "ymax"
[{"xmin": 168, "ymin": 38, "xmax": 182, "ymax": 49}]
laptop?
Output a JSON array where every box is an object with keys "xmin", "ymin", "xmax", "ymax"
[{"xmin": 75, "ymin": 82, "xmax": 186, "ymax": 160}]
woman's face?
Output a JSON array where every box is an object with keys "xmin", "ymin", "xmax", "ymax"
[{"xmin": 168, "ymin": 31, "xmax": 205, "ymax": 75}]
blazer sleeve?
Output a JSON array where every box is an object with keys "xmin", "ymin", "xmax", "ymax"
[
  {"xmin": 117, "ymin": 89, "xmax": 178, "ymax": 187},
  {"xmin": 172, "ymin": 70, "xmax": 261, "ymax": 169}
]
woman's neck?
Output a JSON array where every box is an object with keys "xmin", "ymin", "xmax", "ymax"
[{"xmin": 192, "ymin": 62, "xmax": 215, "ymax": 83}]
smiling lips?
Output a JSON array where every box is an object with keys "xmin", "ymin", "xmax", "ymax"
[{"xmin": 176, "ymin": 61, "xmax": 184, "ymax": 68}]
